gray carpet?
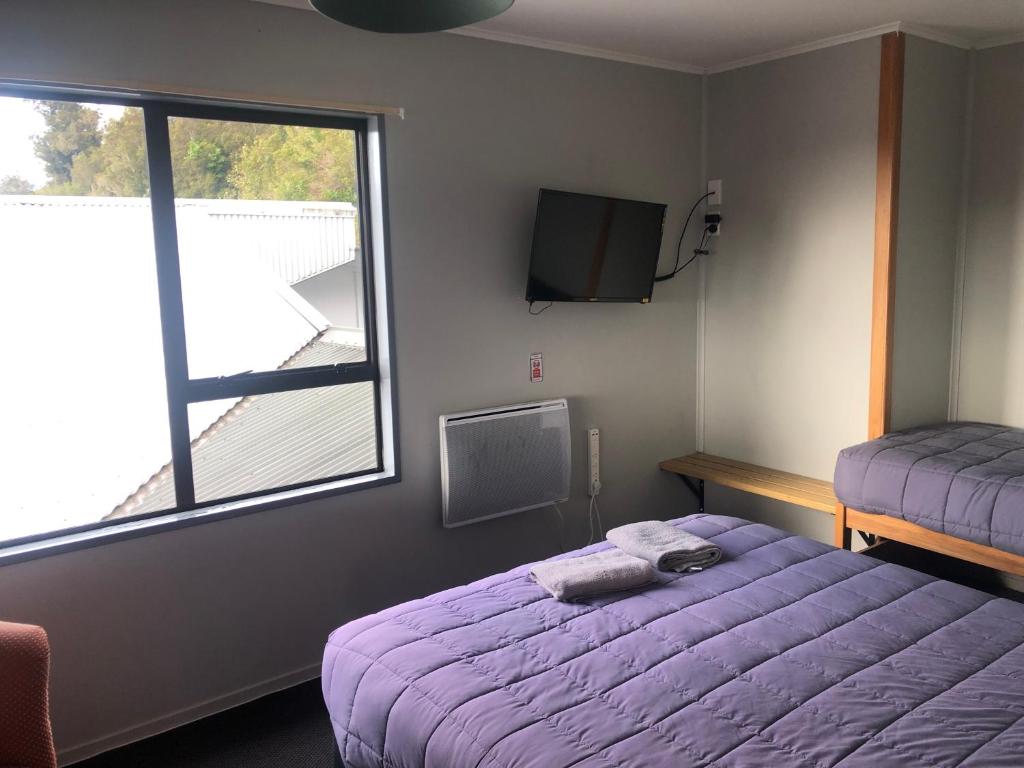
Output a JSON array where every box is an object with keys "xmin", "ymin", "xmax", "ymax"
[{"xmin": 74, "ymin": 680, "xmax": 335, "ymax": 767}]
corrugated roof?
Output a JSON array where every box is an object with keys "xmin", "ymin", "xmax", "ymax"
[
  {"xmin": 0, "ymin": 196, "xmax": 356, "ymax": 215},
  {"xmin": 1, "ymin": 194, "xmax": 371, "ymax": 541},
  {"xmin": 110, "ymin": 337, "xmax": 376, "ymax": 518},
  {"xmin": 0, "ymin": 195, "xmax": 151, "ymax": 209},
  {"xmin": 1, "ymin": 195, "xmax": 359, "ymax": 286}
]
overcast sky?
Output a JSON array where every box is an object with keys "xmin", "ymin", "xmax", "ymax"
[
  {"xmin": 0, "ymin": 96, "xmax": 125, "ymax": 188},
  {"xmin": 0, "ymin": 97, "xmax": 46, "ymax": 186}
]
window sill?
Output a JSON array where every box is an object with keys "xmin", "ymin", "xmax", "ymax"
[{"xmin": 0, "ymin": 469, "xmax": 399, "ymax": 567}]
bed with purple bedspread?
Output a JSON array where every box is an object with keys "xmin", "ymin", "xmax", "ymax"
[
  {"xmin": 322, "ymin": 514, "xmax": 1024, "ymax": 767},
  {"xmin": 834, "ymin": 422, "xmax": 1024, "ymax": 556}
]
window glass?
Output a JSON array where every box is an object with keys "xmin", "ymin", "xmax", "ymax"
[
  {"xmin": 0, "ymin": 92, "xmax": 389, "ymax": 553},
  {"xmin": 167, "ymin": 117, "xmax": 366, "ymax": 380},
  {"xmin": 187, "ymin": 383, "xmax": 378, "ymax": 503},
  {"xmin": 0, "ymin": 96, "xmax": 174, "ymax": 541}
]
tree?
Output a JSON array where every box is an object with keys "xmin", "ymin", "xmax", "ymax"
[
  {"xmin": 27, "ymin": 105, "xmax": 359, "ymax": 202},
  {"xmin": 167, "ymin": 118, "xmax": 276, "ymax": 199},
  {"xmin": 0, "ymin": 175, "xmax": 34, "ymax": 194},
  {"xmin": 230, "ymin": 125, "xmax": 357, "ymax": 203},
  {"xmin": 70, "ymin": 108, "xmax": 151, "ymax": 197},
  {"xmin": 33, "ymin": 101, "xmax": 101, "ymax": 188}
]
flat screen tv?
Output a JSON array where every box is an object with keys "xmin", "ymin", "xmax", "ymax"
[{"xmin": 525, "ymin": 189, "xmax": 667, "ymax": 304}]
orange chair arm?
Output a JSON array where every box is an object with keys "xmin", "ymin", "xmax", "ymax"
[{"xmin": 0, "ymin": 621, "xmax": 57, "ymax": 768}]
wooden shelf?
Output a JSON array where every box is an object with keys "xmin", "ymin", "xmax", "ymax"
[{"xmin": 659, "ymin": 453, "xmax": 837, "ymax": 514}]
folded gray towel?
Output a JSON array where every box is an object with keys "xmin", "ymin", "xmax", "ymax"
[
  {"xmin": 530, "ymin": 549, "xmax": 654, "ymax": 602},
  {"xmin": 607, "ymin": 520, "xmax": 721, "ymax": 573}
]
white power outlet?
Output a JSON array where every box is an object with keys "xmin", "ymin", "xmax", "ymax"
[
  {"xmin": 707, "ymin": 179, "xmax": 722, "ymax": 206},
  {"xmin": 588, "ymin": 428, "xmax": 601, "ymax": 496}
]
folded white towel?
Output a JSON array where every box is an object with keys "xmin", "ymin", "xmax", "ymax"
[
  {"xmin": 607, "ymin": 520, "xmax": 721, "ymax": 573},
  {"xmin": 530, "ymin": 549, "xmax": 654, "ymax": 602}
]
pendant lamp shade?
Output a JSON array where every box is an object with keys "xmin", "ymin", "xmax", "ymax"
[{"xmin": 309, "ymin": 0, "xmax": 515, "ymax": 33}]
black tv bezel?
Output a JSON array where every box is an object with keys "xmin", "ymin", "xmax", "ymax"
[{"xmin": 525, "ymin": 188, "xmax": 667, "ymax": 304}]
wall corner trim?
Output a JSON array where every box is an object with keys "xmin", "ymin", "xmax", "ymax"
[
  {"xmin": 250, "ymin": 2, "xmax": 991, "ymax": 75},
  {"xmin": 868, "ymin": 31, "xmax": 906, "ymax": 440},
  {"xmin": 975, "ymin": 32, "xmax": 1024, "ymax": 50},
  {"xmin": 448, "ymin": 26, "xmax": 706, "ymax": 74},
  {"xmin": 898, "ymin": 23, "xmax": 973, "ymax": 51},
  {"xmin": 705, "ymin": 23, "xmax": 902, "ymax": 74},
  {"xmin": 948, "ymin": 49, "xmax": 977, "ymax": 422}
]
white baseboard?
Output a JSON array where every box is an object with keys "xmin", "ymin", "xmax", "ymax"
[{"xmin": 59, "ymin": 662, "xmax": 323, "ymax": 766}]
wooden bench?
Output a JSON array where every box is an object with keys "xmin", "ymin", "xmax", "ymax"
[
  {"xmin": 659, "ymin": 453, "xmax": 837, "ymax": 514},
  {"xmin": 661, "ymin": 454, "xmax": 1024, "ymax": 577}
]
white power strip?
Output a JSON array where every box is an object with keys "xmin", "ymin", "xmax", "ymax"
[{"xmin": 588, "ymin": 427, "xmax": 601, "ymax": 496}]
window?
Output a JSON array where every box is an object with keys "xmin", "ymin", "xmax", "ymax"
[{"xmin": 0, "ymin": 86, "xmax": 396, "ymax": 555}]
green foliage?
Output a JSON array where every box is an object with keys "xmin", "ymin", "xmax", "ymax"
[
  {"xmin": 0, "ymin": 175, "xmax": 35, "ymax": 194},
  {"xmin": 29, "ymin": 104, "xmax": 358, "ymax": 203},
  {"xmin": 33, "ymin": 101, "xmax": 102, "ymax": 188},
  {"xmin": 167, "ymin": 118, "xmax": 272, "ymax": 199},
  {"xmin": 230, "ymin": 126, "xmax": 357, "ymax": 203},
  {"xmin": 70, "ymin": 108, "xmax": 150, "ymax": 196}
]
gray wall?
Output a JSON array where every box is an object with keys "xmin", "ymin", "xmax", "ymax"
[
  {"xmin": 0, "ymin": 0, "xmax": 702, "ymax": 760},
  {"xmin": 295, "ymin": 262, "xmax": 365, "ymax": 331},
  {"xmin": 702, "ymin": 40, "xmax": 881, "ymax": 539},
  {"xmin": 955, "ymin": 43, "xmax": 1024, "ymax": 426},
  {"xmin": 889, "ymin": 36, "xmax": 969, "ymax": 431}
]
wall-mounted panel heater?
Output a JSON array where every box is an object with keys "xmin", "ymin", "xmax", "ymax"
[{"xmin": 440, "ymin": 399, "xmax": 570, "ymax": 528}]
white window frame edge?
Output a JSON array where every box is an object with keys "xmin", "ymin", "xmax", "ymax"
[{"xmin": 367, "ymin": 115, "xmax": 399, "ymax": 481}]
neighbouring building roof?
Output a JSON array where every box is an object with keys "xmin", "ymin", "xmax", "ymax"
[
  {"xmin": 0, "ymin": 195, "xmax": 373, "ymax": 538},
  {"xmin": 1, "ymin": 194, "xmax": 359, "ymax": 284},
  {"xmin": 109, "ymin": 335, "xmax": 377, "ymax": 518}
]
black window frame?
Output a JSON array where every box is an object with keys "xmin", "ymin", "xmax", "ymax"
[{"xmin": 0, "ymin": 83, "xmax": 396, "ymax": 558}]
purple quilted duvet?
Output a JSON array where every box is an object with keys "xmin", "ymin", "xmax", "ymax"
[
  {"xmin": 322, "ymin": 515, "xmax": 1024, "ymax": 767},
  {"xmin": 834, "ymin": 422, "xmax": 1024, "ymax": 556}
]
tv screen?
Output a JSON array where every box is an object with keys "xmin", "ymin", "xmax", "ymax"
[{"xmin": 525, "ymin": 189, "xmax": 667, "ymax": 303}]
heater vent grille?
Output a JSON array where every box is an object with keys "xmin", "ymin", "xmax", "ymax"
[{"xmin": 440, "ymin": 400, "xmax": 570, "ymax": 527}]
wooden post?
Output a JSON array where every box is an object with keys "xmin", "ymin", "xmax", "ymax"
[
  {"xmin": 868, "ymin": 31, "xmax": 905, "ymax": 440},
  {"xmin": 834, "ymin": 502, "xmax": 851, "ymax": 549}
]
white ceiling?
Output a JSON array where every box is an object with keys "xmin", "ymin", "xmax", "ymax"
[{"xmin": 256, "ymin": 0, "xmax": 1024, "ymax": 73}]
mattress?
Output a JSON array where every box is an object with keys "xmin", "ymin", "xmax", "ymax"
[
  {"xmin": 322, "ymin": 514, "xmax": 1024, "ymax": 767},
  {"xmin": 834, "ymin": 422, "xmax": 1024, "ymax": 556}
]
